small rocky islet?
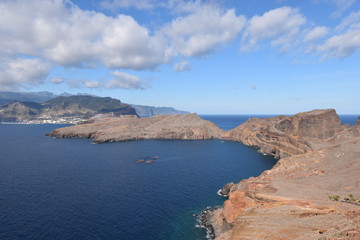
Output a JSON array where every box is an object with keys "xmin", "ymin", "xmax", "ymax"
[
  {"xmin": 46, "ymin": 109, "xmax": 360, "ymax": 240},
  {"xmin": 135, "ymin": 156, "xmax": 160, "ymax": 164}
]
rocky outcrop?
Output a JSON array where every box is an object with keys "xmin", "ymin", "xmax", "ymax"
[
  {"xmin": 47, "ymin": 113, "xmax": 225, "ymax": 143},
  {"xmin": 207, "ymin": 109, "xmax": 360, "ymax": 240},
  {"xmin": 222, "ymin": 109, "xmax": 346, "ymax": 158}
]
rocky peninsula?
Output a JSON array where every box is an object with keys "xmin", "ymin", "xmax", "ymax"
[
  {"xmin": 47, "ymin": 109, "xmax": 360, "ymax": 239},
  {"xmin": 46, "ymin": 113, "xmax": 225, "ymax": 143}
]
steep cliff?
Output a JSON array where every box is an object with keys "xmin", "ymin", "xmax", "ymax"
[
  {"xmin": 208, "ymin": 110, "xmax": 360, "ymax": 240},
  {"xmin": 222, "ymin": 109, "xmax": 346, "ymax": 158}
]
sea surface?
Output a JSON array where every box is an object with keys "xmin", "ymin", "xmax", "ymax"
[{"xmin": 0, "ymin": 114, "xmax": 358, "ymax": 240}]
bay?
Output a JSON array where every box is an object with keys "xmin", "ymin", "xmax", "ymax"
[{"xmin": 0, "ymin": 114, "xmax": 357, "ymax": 240}]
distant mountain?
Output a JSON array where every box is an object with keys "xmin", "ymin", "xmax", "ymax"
[
  {"xmin": 131, "ymin": 104, "xmax": 190, "ymax": 117},
  {"xmin": 0, "ymin": 91, "xmax": 56, "ymax": 104},
  {"xmin": 0, "ymin": 91, "xmax": 190, "ymax": 121},
  {"xmin": 0, "ymin": 95, "xmax": 137, "ymax": 122},
  {"xmin": 0, "ymin": 101, "xmax": 43, "ymax": 122}
]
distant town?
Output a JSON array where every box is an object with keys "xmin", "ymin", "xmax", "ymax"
[{"xmin": 1, "ymin": 117, "xmax": 87, "ymax": 125}]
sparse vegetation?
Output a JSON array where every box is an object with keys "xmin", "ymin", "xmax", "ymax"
[
  {"xmin": 343, "ymin": 193, "xmax": 359, "ymax": 203},
  {"xmin": 328, "ymin": 194, "xmax": 359, "ymax": 204},
  {"xmin": 328, "ymin": 195, "xmax": 340, "ymax": 201},
  {"xmin": 332, "ymin": 231, "xmax": 350, "ymax": 239},
  {"xmin": 349, "ymin": 194, "xmax": 357, "ymax": 202}
]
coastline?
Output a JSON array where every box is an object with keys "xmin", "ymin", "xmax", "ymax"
[{"xmin": 45, "ymin": 110, "xmax": 360, "ymax": 239}]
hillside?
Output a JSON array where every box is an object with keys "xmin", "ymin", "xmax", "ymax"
[
  {"xmin": 0, "ymin": 91, "xmax": 190, "ymax": 119},
  {"xmin": 0, "ymin": 91, "xmax": 56, "ymax": 104},
  {"xmin": 131, "ymin": 104, "xmax": 190, "ymax": 117},
  {"xmin": 0, "ymin": 95, "xmax": 137, "ymax": 122}
]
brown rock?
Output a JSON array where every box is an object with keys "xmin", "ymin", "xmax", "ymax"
[
  {"xmin": 222, "ymin": 109, "xmax": 346, "ymax": 158},
  {"xmin": 46, "ymin": 113, "xmax": 225, "ymax": 143},
  {"xmin": 210, "ymin": 110, "xmax": 360, "ymax": 240}
]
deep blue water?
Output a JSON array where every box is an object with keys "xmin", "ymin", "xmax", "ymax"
[
  {"xmin": 200, "ymin": 115, "xmax": 277, "ymax": 130},
  {"xmin": 200, "ymin": 114, "xmax": 359, "ymax": 130},
  {"xmin": 0, "ymin": 114, "xmax": 358, "ymax": 240}
]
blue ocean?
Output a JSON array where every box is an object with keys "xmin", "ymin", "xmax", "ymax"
[{"xmin": 0, "ymin": 115, "xmax": 357, "ymax": 240}]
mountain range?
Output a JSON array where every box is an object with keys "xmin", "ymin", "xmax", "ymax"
[{"xmin": 0, "ymin": 91, "xmax": 189, "ymax": 122}]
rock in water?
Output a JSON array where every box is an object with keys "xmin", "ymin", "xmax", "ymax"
[{"xmin": 218, "ymin": 182, "xmax": 234, "ymax": 197}]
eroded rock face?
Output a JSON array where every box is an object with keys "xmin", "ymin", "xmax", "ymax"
[
  {"xmin": 208, "ymin": 110, "xmax": 360, "ymax": 240},
  {"xmin": 222, "ymin": 109, "xmax": 346, "ymax": 158},
  {"xmin": 47, "ymin": 113, "xmax": 225, "ymax": 143}
]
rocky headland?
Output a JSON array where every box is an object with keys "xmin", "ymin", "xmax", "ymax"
[
  {"xmin": 46, "ymin": 113, "xmax": 225, "ymax": 143},
  {"xmin": 209, "ymin": 109, "xmax": 360, "ymax": 240},
  {"xmin": 46, "ymin": 109, "xmax": 360, "ymax": 239}
]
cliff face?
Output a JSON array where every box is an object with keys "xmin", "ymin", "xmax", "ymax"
[
  {"xmin": 222, "ymin": 109, "xmax": 346, "ymax": 158},
  {"xmin": 208, "ymin": 110, "xmax": 360, "ymax": 240},
  {"xmin": 47, "ymin": 113, "xmax": 225, "ymax": 143}
]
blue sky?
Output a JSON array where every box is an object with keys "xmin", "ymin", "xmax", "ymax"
[{"xmin": 0, "ymin": 0, "xmax": 359, "ymax": 114}]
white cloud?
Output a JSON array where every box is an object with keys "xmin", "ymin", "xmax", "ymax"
[
  {"xmin": 100, "ymin": 0, "xmax": 155, "ymax": 10},
  {"xmin": 304, "ymin": 26, "xmax": 329, "ymax": 42},
  {"xmin": 85, "ymin": 81, "xmax": 102, "ymax": 88},
  {"xmin": 315, "ymin": 30, "xmax": 360, "ymax": 58},
  {"xmin": 241, "ymin": 7, "xmax": 306, "ymax": 52},
  {"xmin": 0, "ymin": 58, "xmax": 50, "ymax": 90},
  {"xmin": 0, "ymin": 0, "xmax": 170, "ymax": 70},
  {"xmin": 100, "ymin": 0, "xmax": 203, "ymax": 14},
  {"xmin": 163, "ymin": 6, "xmax": 246, "ymax": 57},
  {"xmin": 173, "ymin": 61, "xmax": 191, "ymax": 72},
  {"xmin": 50, "ymin": 77, "xmax": 65, "ymax": 84},
  {"xmin": 325, "ymin": 0, "xmax": 356, "ymax": 18},
  {"xmin": 100, "ymin": 15, "xmax": 172, "ymax": 69},
  {"xmin": 312, "ymin": 10, "xmax": 360, "ymax": 58},
  {"xmin": 335, "ymin": 10, "xmax": 360, "ymax": 32},
  {"xmin": 106, "ymin": 71, "xmax": 148, "ymax": 89}
]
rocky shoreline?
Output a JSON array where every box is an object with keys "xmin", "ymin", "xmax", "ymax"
[
  {"xmin": 206, "ymin": 110, "xmax": 360, "ymax": 240},
  {"xmin": 47, "ymin": 109, "xmax": 360, "ymax": 239}
]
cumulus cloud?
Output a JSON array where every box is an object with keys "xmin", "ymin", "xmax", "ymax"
[
  {"xmin": 105, "ymin": 71, "xmax": 148, "ymax": 89},
  {"xmin": 312, "ymin": 10, "xmax": 360, "ymax": 58},
  {"xmin": 173, "ymin": 61, "xmax": 191, "ymax": 72},
  {"xmin": 315, "ymin": 30, "xmax": 360, "ymax": 58},
  {"xmin": 241, "ymin": 7, "xmax": 306, "ymax": 52},
  {"xmin": 0, "ymin": 0, "xmax": 171, "ymax": 70},
  {"xmin": 0, "ymin": 58, "xmax": 50, "ymax": 90},
  {"xmin": 163, "ymin": 6, "xmax": 246, "ymax": 57},
  {"xmin": 304, "ymin": 26, "xmax": 329, "ymax": 42}
]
